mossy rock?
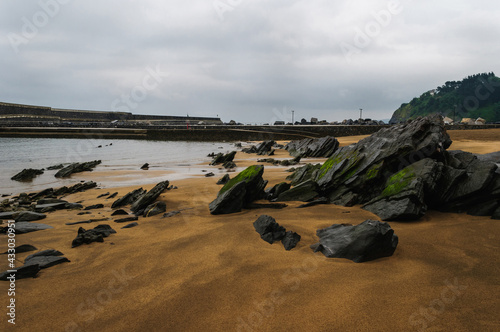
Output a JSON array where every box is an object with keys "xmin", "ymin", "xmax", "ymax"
[{"xmin": 219, "ymin": 165, "xmax": 264, "ymax": 196}]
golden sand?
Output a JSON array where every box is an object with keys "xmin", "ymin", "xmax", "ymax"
[{"xmin": 1, "ymin": 129, "xmax": 499, "ymax": 331}]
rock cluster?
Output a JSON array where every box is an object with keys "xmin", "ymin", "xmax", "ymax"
[
  {"xmin": 71, "ymin": 225, "xmax": 116, "ymax": 247},
  {"xmin": 284, "ymin": 115, "xmax": 500, "ymax": 221},
  {"xmin": 242, "ymin": 140, "xmax": 276, "ymax": 155},
  {"xmin": 253, "ymin": 215, "xmax": 301, "ymax": 250}
]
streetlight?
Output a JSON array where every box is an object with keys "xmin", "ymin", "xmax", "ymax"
[
  {"xmin": 292, "ymin": 110, "xmax": 294, "ymax": 125},
  {"xmin": 359, "ymin": 108, "xmax": 363, "ymax": 119}
]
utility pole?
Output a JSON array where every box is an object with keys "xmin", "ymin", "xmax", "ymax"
[
  {"xmin": 292, "ymin": 110, "xmax": 294, "ymax": 125},
  {"xmin": 359, "ymin": 108, "xmax": 363, "ymax": 119}
]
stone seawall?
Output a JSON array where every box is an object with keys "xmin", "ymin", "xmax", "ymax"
[{"xmin": 0, "ymin": 124, "xmax": 499, "ymax": 141}]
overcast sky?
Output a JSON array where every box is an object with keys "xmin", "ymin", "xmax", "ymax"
[{"xmin": 1, "ymin": 0, "xmax": 499, "ymax": 123}]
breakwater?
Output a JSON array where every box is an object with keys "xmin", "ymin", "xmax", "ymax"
[{"xmin": 1, "ymin": 124, "xmax": 499, "ymax": 141}]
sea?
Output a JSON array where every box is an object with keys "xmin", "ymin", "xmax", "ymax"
[{"xmin": 0, "ymin": 137, "xmax": 237, "ymax": 195}]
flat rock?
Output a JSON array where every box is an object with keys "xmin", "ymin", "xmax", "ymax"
[
  {"xmin": 1, "ymin": 244, "xmax": 37, "ymax": 254},
  {"xmin": 24, "ymin": 250, "xmax": 70, "ymax": 269},
  {"xmin": 1, "ymin": 222, "xmax": 53, "ymax": 234},
  {"xmin": 274, "ymin": 180, "xmax": 319, "ymax": 202},
  {"xmin": 0, "ymin": 264, "xmax": 40, "ymax": 280},
  {"xmin": 84, "ymin": 204, "xmax": 104, "ymax": 210},
  {"xmin": 311, "ymin": 219, "xmax": 398, "ymax": 263},
  {"xmin": 15, "ymin": 211, "xmax": 47, "ymax": 222},
  {"xmin": 0, "ymin": 211, "xmax": 19, "ymax": 220},
  {"xmin": 114, "ymin": 216, "xmax": 139, "ymax": 223}
]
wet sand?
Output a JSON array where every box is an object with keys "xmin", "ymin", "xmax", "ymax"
[{"xmin": 1, "ymin": 129, "xmax": 499, "ymax": 331}]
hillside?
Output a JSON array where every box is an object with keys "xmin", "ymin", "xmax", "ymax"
[{"xmin": 390, "ymin": 73, "xmax": 500, "ymax": 124}]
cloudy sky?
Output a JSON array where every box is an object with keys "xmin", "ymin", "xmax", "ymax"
[{"xmin": 1, "ymin": 0, "xmax": 500, "ymax": 123}]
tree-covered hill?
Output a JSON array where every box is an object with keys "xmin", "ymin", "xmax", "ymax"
[{"xmin": 390, "ymin": 73, "xmax": 500, "ymax": 124}]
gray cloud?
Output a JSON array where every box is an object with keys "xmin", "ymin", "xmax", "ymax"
[{"xmin": 1, "ymin": 0, "xmax": 499, "ymax": 123}]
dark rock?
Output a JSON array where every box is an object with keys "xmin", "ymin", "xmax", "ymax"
[
  {"xmin": 297, "ymin": 197, "xmax": 329, "ymax": 208},
  {"xmin": 223, "ymin": 161, "xmax": 237, "ymax": 169},
  {"xmin": 143, "ymin": 201, "xmax": 167, "ymax": 217},
  {"xmin": 0, "ymin": 211, "xmax": 20, "ymax": 220},
  {"xmin": 210, "ymin": 151, "xmax": 236, "ymax": 166},
  {"xmin": 209, "ymin": 181, "xmax": 246, "ymax": 215},
  {"xmin": 209, "ymin": 165, "xmax": 267, "ymax": 215},
  {"xmin": 84, "ymin": 204, "xmax": 104, "ymax": 210},
  {"xmin": 114, "ymin": 216, "xmax": 139, "ymax": 223},
  {"xmin": 1, "ymin": 244, "xmax": 37, "ymax": 254},
  {"xmin": 111, "ymin": 188, "xmax": 147, "ymax": 209},
  {"xmin": 282, "ymin": 231, "xmax": 301, "ymax": 250},
  {"xmin": 286, "ymin": 136, "xmax": 339, "ymax": 158},
  {"xmin": 107, "ymin": 192, "xmax": 118, "ymax": 199},
  {"xmin": 362, "ymin": 158, "xmax": 443, "ymax": 221},
  {"xmin": 492, "ymin": 207, "xmax": 500, "ymax": 220},
  {"xmin": 274, "ymin": 180, "xmax": 319, "ymax": 202},
  {"xmin": 15, "ymin": 211, "xmax": 47, "ymax": 222},
  {"xmin": 24, "ymin": 250, "xmax": 70, "ymax": 269},
  {"xmin": 466, "ymin": 200, "xmax": 500, "ymax": 216},
  {"xmin": 216, "ymin": 174, "xmax": 231, "ymax": 185},
  {"xmin": 311, "ymin": 220, "xmax": 398, "ymax": 263},
  {"xmin": 141, "ymin": 163, "xmax": 149, "ymax": 170},
  {"xmin": 476, "ymin": 151, "xmax": 500, "ymax": 164},
  {"xmin": 71, "ymin": 225, "xmax": 116, "ymax": 247},
  {"xmin": 205, "ymin": 172, "xmax": 215, "ymax": 177},
  {"xmin": 122, "ymin": 222, "xmax": 138, "ymax": 229},
  {"xmin": 65, "ymin": 203, "xmax": 84, "ymax": 210},
  {"xmin": 111, "ymin": 209, "xmax": 129, "ymax": 216},
  {"xmin": 47, "ymin": 164, "xmax": 65, "ymax": 170},
  {"xmin": 97, "ymin": 192, "xmax": 110, "ymax": 198},
  {"xmin": 130, "ymin": 181, "xmax": 169, "ymax": 214},
  {"xmin": 265, "ymin": 182, "xmax": 291, "ymax": 200},
  {"xmin": 37, "ymin": 198, "xmax": 67, "ymax": 205},
  {"xmin": 253, "ymin": 215, "xmax": 286, "ymax": 244},
  {"xmin": 77, "ymin": 212, "xmax": 92, "ymax": 215},
  {"xmin": 286, "ymin": 163, "xmax": 322, "ymax": 186},
  {"xmin": 1, "ymin": 222, "xmax": 53, "ymax": 234},
  {"xmin": 55, "ymin": 160, "xmax": 101, "ymax": 178},
  {"xmin": 242, "ymin": 140, "xmax": 275, "ymax": 155},
  {"xmin": 0, "ymin": 264, "xmax": 40, "ymax": 280},
  {"xmin": 11, "ymin": 168, "xmax": 44, "ymax": 181}
]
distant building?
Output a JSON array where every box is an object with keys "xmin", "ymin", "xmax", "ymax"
[
  {"xmin": 273, "ymin": 121, "xmax": 285, "ymax": 125},
  {"xmin": 475, "ymin": 117, "xmax": 486, "ymax": 125},
  {"xmin": 443, "ymin": 117, "xmax": 454, "ymax": 124},
  {"xmin": 460, "ymin": 118, "xmax": 475, "ymax": 125}
]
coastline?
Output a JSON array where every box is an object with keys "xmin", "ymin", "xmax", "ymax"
[{"xmin": 0, "ymin": 131, "xmax": 499, "ymax": 331}]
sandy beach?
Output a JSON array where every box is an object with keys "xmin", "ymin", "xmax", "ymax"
[{"xmin": 1, "ymin": 129, "xmax": 499, "ymax": 332}]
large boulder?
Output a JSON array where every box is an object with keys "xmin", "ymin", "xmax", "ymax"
[
  {"xmin": 209, "ymin": 165, "xmax": 267, "ymax": 215},
  {"xmin": 55, "ymin": 160, "xmax": 101, "ymax": 178},
  {"xmin": 11, "ymin": 168, "xmax": 44, "ymax": 181},
  {"xmin": 311, "ymin": 220, "xmax": 398, "ymax": 263},
  {"xmin": 285, "ymin": 136, "xmax": 339, "ymax": 158}
]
